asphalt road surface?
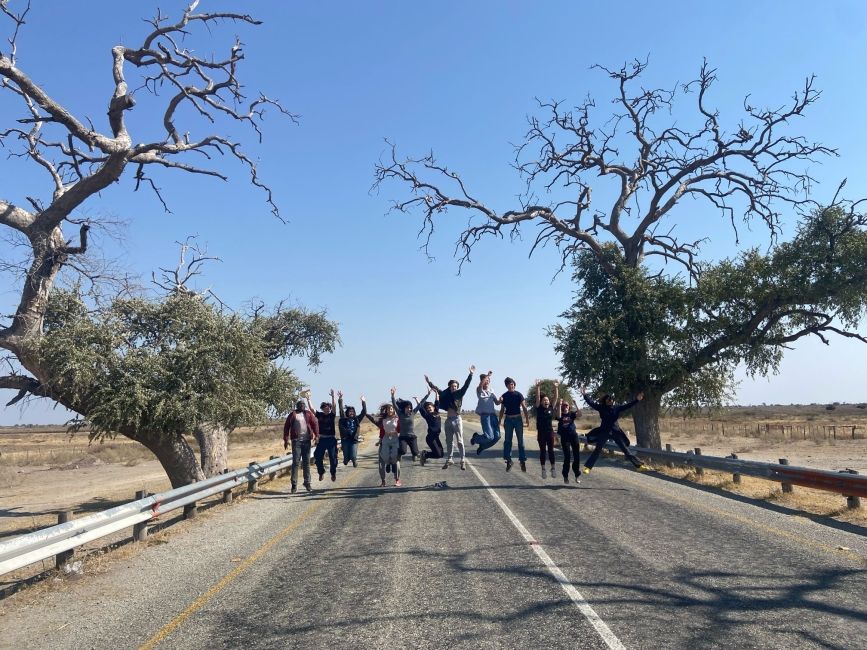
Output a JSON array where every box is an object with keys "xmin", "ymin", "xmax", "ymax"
[{"xmin": 2, "ymin": 439, "xmax": 866, "ymax": 649}]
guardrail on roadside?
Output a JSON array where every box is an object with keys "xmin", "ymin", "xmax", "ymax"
[
  {"xmin": 581, "ymin": 436, "xmax": 866, "ymax": 507},
  {"xmin": 0, "ymin": 448, "xmax": 313, "ymax": 579}
]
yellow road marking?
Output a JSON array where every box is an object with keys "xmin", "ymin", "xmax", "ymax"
[
  {"xmin": 619, "ymin": 470, "xmax": 866, "ymax": 564},
  {"xmin": 138, "ymin": 450, "xmax": 367, "ymax": 650}
]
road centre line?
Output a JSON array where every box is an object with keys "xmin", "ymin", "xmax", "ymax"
[
  {"xmin": 467, "ymin": 462, "xmax": 628, "ymax": 650},
  {"xmin": 138, "ymin": 452, "xmax": 367, "ymax": 650}
]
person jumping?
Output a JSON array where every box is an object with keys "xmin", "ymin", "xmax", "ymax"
[
  {"xmin": 416, "ymin": 389, "xmax": 444, "ymax": 466},
  {"xmin": 557, "ymin": 397, "xmax": 582, "ymax": 484},
  {"xmin": 338, "ymin": 391, "xmax": 367, "ymax": 468},
  {"xmin": 499, "ymin": 376, "xmax": 530, "ymax": 472},
  {"xmin": 581, "ymin": 386, "xmax": 646, "ymax": 473},
  {"xmin": 472, "ymin": 370, "xmax": 501, "ymax": 455},
  {"xmin": 425, "ymin": 365, "xmax": 475, "ymax": 470},
  {"xmin": 535, "ymin": 380, "xmax": 557, "ymax": 478}
]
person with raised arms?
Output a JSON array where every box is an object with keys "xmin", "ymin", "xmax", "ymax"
[
  {"xmin": 308, "ymin": 389, "xmax": 339, "ymax": 482},
  {"xmin": 392, "ymin": 387, "xmax": 422, "ymax": 463},
  {"xmin": 499, "ymin": 376, "xmax": 530, "ymax": 472},
  {"xmin": 425, "ymin": 365, "xmax": 475, "ymax": 470},
  {"xmin": 472, "ymin": 370, "xmax": 501, "ymax": 456},
  {"xmin": 580, "ymin": 386, "xmax": 647, "ymax": 474},
  {"xmin": 416, "ymin": 389, "xmax": 444, "ymax": 466},
  {"xmin": 374, "ymin": 398, "xmax": 402, "ymax": 487},
  {"xmin": 338, "ymin": 391, "xmax": 367, "ymax": 468},
  {"xmin": 535, "ymin": 380, "xmax": 558, "ymax": 478},
  {"xmin": 556, "ymin": 395, "xmax": 582, "ymax": 484}
]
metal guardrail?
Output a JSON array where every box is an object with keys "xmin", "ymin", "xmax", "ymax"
[
  {"xmin": 581, "ymin": 436, "xmax": 867, "ymax": 500},
  {"xmin": 0, "ymin": 448, "xmax": 313, "ymax": 578}
]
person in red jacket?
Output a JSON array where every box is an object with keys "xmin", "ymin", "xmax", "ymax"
[{"xmin": 283, "ymin": 395, "xmax": 319, "ymax": 493}]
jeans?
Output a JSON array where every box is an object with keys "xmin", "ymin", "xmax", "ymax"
[
  {"xmin": 444, "ymin": 415, "xmax": 465, "ymax": 461},
  {"xmin": 314, "ymin": 436, "xmax": 338, "ymax": 476},
  {"xmin": 379, "ymin": 436, "xmax": 400, "ymax": 480},
  {"xmin": 341, "ymin": 436, "xmax": 358, "ymax": 465},
  {"xmin": 502, "ymin": 416, "xmax": 526, "ymax": 462},
  {"xmin": 291, "ymin": 439, "xmax": 312, "ymax": 485},
  {"xmin": 477, "ymin": 413, "xmax": 501, "ymax": 452}
]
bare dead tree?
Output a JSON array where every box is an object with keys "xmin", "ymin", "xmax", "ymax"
[
  {"xmin": 374, "ymin": 59, "xmax": 862, "ymax": 450},
  {"xmin": 375, "ymin": 59, "xmax": 833, "ymax": 279},
  {"xmin": 0, "ymin": 1, "xmax": 293, "ymax": 485}
]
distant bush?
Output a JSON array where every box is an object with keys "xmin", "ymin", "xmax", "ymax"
[
  {"xmin": 825, "ymin": 404, "xmax": 836, "ymax": 411},
  {"xmin": 857, "ymin": 404, "xmax": 867, "ymax": 410}
]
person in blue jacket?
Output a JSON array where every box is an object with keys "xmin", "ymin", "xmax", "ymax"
[{"xmin": 581, "ymin": 386, "xmax": 647, "ymax": 473}]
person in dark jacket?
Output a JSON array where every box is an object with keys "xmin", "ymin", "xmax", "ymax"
[
  {"xmin": 392, "ymin": 388, "xmax": 422, "ymax": 462},
  {"xmin": 556, "ymin": 398, "xmax": 582, "ymax": 484},
  {"xmin": 425, "ymin": 365, "xmax": 475, "ymax": 470},
  {"xmin": 416, "ymin": 390, "xmax": 443, "ymax": 465},
  {"xmin": 535, "ymin": 380, "xmax": 558, "ymax": 478},
  {"xmin": 309, "ymin": 389, "xmax": 339, "ymax": 482},
  {"xmin": 581, "ymin": 386, "xmax": 646, "ymax": 473},
  {"xmin": 338, "ymin": 391, "xmax": 367, "ymax": 467}
]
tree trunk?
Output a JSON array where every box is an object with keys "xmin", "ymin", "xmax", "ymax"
[
  {"xmin": 630, "ymin": 391, "xmax": 662, "ymax": 450},
  {"xmin": 193, "ymin": 423, "xmax": 230, "ymax": 478},
  {"xmin": 139, "ymin": 432, "xmax": 205, "ymax": 489}
]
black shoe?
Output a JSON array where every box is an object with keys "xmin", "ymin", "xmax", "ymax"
[
  {"xmin": 318, "ymin": 472, "xmax": 325, "ymax": 481},
  {"xmin": 304, "ymin": 482, "xmax": 312, "ymax": 492},
  {"xmin": 420, "ymin": 451, "xmax": 427, "ymax": 466},
  {"xmin": 506, "ymin": 459, "xmax": 513, "ymax": 472},
  {"xmin": 563, "ymin": 475, "xmax": 569, "ymax": 484},
  {"xmin": 470, "ymin": 433, "xmax": 479, "ymax": 445},
  {"xmin": 291, "ymin": 483, "xmax": 298, "ymax": 493},
  {"xmin": 476, "ymin": 446, "xmax": 483, "ymax": 455},
  {"xmin": 352, "ymin": 460, "xmax": 357, "ymax": 468},
  {"xmin": 331, "ymin": 472, "xmax": 337, "ymax": 482},
  {"xmin": 520, "ymin": 460, "xmax": 526, "ymax": 472}
]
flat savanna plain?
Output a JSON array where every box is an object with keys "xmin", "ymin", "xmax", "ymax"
[{"xmin": 1, "ymin": 404, "xmax": 866, "ymax": 543}]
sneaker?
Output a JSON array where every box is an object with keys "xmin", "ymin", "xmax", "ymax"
[
  {"xmin": 574, "ymin": 475, "xmax": 582, "ymax": 484},
  {"xmin": 304, "ymin": 482, "xmax": 312, "ymax": 492},
  {"xmin": 352, "ymin": 460, "xmax": 357, "ymax": 468},
  {"xmin": 442, "ymin": 459, "xmax": 453, "ymax": 470},
  {"xmin": 563, "ymin": 475, "xmax": 569, "ymax": 484},
  {"xmin": 520, "ymin": 460, "xmax": 527, "ymax": 472},
  {"xmin": 380, "ymin": 480, "xmax": 386, "ymax": 487},
  {"xmin": 331, "ymin": 472, "xmax": 337, "ymax": 482},
  {"xmin": 506, "ymin": 459, "xmax": 513, "ymax": 472},
  {"xmin": 549, "ymin": 466, "xmax": 555, "ymax": 478},
  {"xmin": 412, "ymin": 456, "xmax": 418, "ymax": 464},
  {"xmin": 470, "ymin": 434, "xmax": 478, "ymax": 445},
  {"xmin": 582, "ymin": 467, "xmax": 591, "ymax": 475},
  {"xmin": 291, "ymin": 483, "xmax": 298, "ymax": 493},
  {"xmin": 460, "ymin": 460, "xmax": 466, "ymax": 471},
  {"xmin": 420, "ymin": 451, "xmax": 427, "ymax": 466},
  {"xmin": 542, "ymin": 467, "xmax": 547, "ymax": 479},
  {"xmin": 635, "ymin": 464, "xmax": 650, "ymax": 472},
  {"xmin": 395, "ymin": 479, "xmax": 402, "ymax": 487},
  {"xmin": 476, "ymin": 446, "xmax": 483, "ymax": 455},
  {"xmin": 318, "ymin": 472, "xmax": 325, "ymax": 482}
]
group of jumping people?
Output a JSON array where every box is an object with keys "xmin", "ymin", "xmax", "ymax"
[{"xmin": 282, "ymin": 366, "xmax": 647, "ymax": 491}]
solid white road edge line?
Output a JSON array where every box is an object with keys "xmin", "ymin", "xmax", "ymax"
[{"xmin": 467, "ymin": 462, "xmax": 627, "ymax": 650}]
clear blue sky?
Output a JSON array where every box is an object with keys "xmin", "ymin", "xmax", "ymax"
[{"xmin": 2, "ymin": 1, "xmax": 866, "ymax": 424}]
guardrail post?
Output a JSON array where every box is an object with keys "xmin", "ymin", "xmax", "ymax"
[
  {"xmin": 248, "ymin": 461, "xmax": 258, "ymax": 493},
  {"xmin": 731, "ymin": 454, "xmax": 741, "ymax": 484},
  {"xmin": 183, "ymin": 502, "xmax": 198, "ymax": 520},
  {"xmin": 269, "ymin": 455, "xmax": 278, "ymax": 481},
  {"xmin": 133, "ymin": 490, "xmax": 149, "ymax": 541},
  {"xmin": 222, "ymin": 468, "xmax": 234, "ymax": 504},
  {"xmin": 694, "ymin": 448, "xmax": 703, "ymax": 476},
  {"xmin": 665, "ymin": 444, "xmax": 673, "ymax": 468},
  {"xmin": 55, "ymin": 511, "xmax": 73, "ymax": 569},
  {"xmin": 779, "ymin": 458, "xmax": 793, "ymax": 493},
  {"xmin": 841, "ymin": 469, "xmax": 861, "ymax": 509}
]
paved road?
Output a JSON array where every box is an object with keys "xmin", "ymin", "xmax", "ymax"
[{"xmin": 1, "ymin": 439, "xmax": 866, "ymax": 649}]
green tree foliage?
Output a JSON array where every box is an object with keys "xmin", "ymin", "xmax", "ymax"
[
  {"xmin": 551, "ymin": 205, "xmax": 867, "ymax": 421},
  {"xmin": 38, "ymin": 288, "xmax": 339, "ymax": 446}
]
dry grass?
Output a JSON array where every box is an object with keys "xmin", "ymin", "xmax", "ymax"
[{"xmin": 646, "ymin": 463, "xmax": 867, "ymax": 527}]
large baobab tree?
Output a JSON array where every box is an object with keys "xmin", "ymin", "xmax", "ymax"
[
  {"xmin": 0, "ymin": 2, "xmax": 318, "ymax": 485},
  {"xmin": 375, "ymin": 60, "xmax": 867, "ymax": 449}
]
